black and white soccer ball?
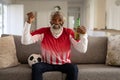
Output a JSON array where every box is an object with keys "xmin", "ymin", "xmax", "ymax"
[{"xmin": 28, "ymin": 53, "xmax": 42, "ymax": 67}]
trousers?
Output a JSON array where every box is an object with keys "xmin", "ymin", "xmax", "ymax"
[{"xmin": 32, "ymin": 62, "xmax": 78, "ymax": 80}]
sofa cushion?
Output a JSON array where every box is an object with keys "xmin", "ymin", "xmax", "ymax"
[
  {"xmin": 0, "ymin": 64, "xmax": 62, "ymax": 80},
  {"xmin": 77, "ymin": 64, "xmax": 120, "ymax": 80},
  {"xmin": 106, "ymin": 35, "xmax": 120, "ymax": 66},
  {"xmin": 71, "ymin": 36, "xmax": 108, "ymax": 64},
  {"xmin": 63, "ymin": 64, "xmax": 120, "ymax": 80},
  {"xmin": 0, "ymin": 36, "xmax": 19, "ymax": 69},
  {"xmin": 0, "ymin": 64, "xmax": 31, "ymax": 80}
]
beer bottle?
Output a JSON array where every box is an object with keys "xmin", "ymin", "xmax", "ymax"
[{"xmin": 74, "ymin": 18, "xmax": 80, "ymax": 40}]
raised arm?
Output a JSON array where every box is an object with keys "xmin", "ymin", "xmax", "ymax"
[
  {"xmin": 21, "ymin": 12, "xmax": 44, "ymax": 45},
  {"xmin": 70, "ymin": 26, "xmax": 88, "ymax": 53}
]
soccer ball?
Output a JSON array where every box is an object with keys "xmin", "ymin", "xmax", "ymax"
[{"xmin": 28, "ymin": 53, "xmax": 42, "ymax": 67}]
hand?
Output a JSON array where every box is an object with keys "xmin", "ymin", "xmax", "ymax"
[
  {"xmin": 77, "ymin": 26, "xmax": 86, "ymax": 34},
  {"xmin": 27, "ymin": 12, "xmax": 35, "ymax": 24}
]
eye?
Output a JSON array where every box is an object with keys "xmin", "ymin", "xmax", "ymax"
[
  {"xmin": 59, "ymin": 19, "xmax": 62, "ymax": 22},
  {"xmin": 30, "ymin": 56, "xmax": 34, "ymax": 61},
  {"xmin": 52, "ymin": 19, "xmax": 57, "ymax": 21}
]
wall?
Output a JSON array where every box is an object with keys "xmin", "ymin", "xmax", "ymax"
[
  {"xmin": 1, "ymin": 0, "xmax": 108, "ymax": 31},
  {"xmin": 83, "ymin": 0, "xmax": 106, "ymax": 30},
  {"xmin": 68, "ymin": 1, "xmax": 84, "ymax": 29},
  {"xmin": 0, "ymin": 0, "xmax": 14, "ymax": 4},
  {"xmin": 106, "ymin": 0, "xmax": 120, "ymax": 30},
  {"xmin": 83, "ymin": 0, "xmax": 94, "ymax": 30},
  {"xmin": 14, "ymin": 0, "xmax": 68, "ymax": 30},
  {"xmin": 94, "ymin": 0, "xmax": 106, "ymax": 29}
]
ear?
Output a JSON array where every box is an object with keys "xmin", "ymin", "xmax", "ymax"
[
  {"xmin": 60, "ymin": 21, "xmax": 64, "ymax": 26},
  {"xmin": 50, "ymin": 21, "xmax": 53, "ymax": 25}
]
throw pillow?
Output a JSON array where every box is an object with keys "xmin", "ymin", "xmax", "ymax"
[
  {"xmin": 0, "ymin": 36, "xmax": 19, "ymax": 69},
  {"xmin": 106, "ymin": 35, "xmax": 120, "ymax": 66}
]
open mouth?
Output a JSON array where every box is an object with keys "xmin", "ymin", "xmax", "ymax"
[{"xmin": 52, "ymin": 24, "xmax": 61, "ymax": 29}]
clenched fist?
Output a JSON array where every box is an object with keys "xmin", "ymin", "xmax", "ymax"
[
  {"xmin": 27, "ymin": 12, "xmax": 35, "ymax": 24},
  {"xmin": 76, "ymin": 26, "xmax": 86, "ymax": 34}
]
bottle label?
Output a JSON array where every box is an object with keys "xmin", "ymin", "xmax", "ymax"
[{"xmin": 74, "ymin": 18, "xmax": 80, "ymax": 40}]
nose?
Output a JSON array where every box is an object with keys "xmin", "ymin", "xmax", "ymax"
[{"xmin": 54, "ymin": 19, "xmax": 59, "ymax": 25}]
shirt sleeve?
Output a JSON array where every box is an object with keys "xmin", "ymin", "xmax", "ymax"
[
  {"xmin": 21, "ymin": 22, "xmax": 44, "ymax": 45},
  {"xmin": 69, "ymin": 29, "xmax": 88, "ymax": 53}
]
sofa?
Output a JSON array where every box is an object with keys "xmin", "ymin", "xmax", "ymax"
[{"xmin": 0, "ymin": 34, "xmax": 120, "ymax": 80}]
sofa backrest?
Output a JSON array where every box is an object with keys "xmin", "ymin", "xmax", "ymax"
[
  {"xmin": 2, "ymin": 34, "xmax": 41, "ymax": 64},
  {"xmin": 71, "ymin": 36, "xmax": 108, "ymax": 64},
  {"xmin": 1, "ymin": 34, "xmax": 108, "ymax": 64}
]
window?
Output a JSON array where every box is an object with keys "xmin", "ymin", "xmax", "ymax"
[
  {"xmin": 68, "ymin": 16, "xmax": 74, "ymax": 29},
  {"xmin": 0, "ymin": 3, "xmax": 7, "ymax": 36},
  {"xmin": 68, "ymin": 7, "xmax": 80, "ymax": 30},
  {"xmin": 0, "ymin": 3, "xmax": 2, "ymax": 35}
]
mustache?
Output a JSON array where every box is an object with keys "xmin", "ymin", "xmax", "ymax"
[
  {"xmin": 52, "ymin": 24, "xmax": 62, "ymax": 29},
  {"xmin": 52, "ymin": 23, "xmax": 63, "ymax": 26}
]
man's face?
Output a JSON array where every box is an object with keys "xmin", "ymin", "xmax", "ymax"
[{"xmin": 51, "ymin": 14, "xmax": 63, "ymax": 29}]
